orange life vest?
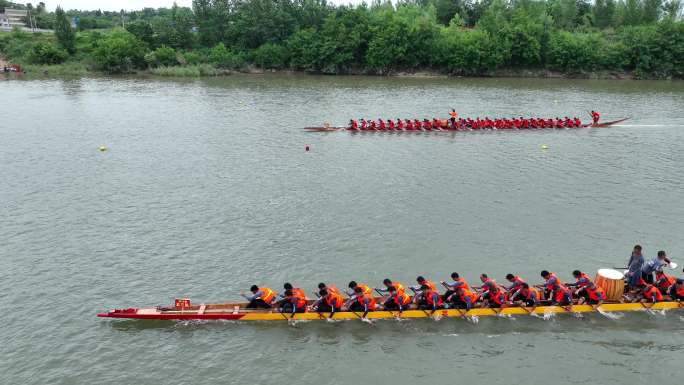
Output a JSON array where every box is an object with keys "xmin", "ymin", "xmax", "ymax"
[
  {"xmin": 325, "ymin": 292, "xmax": 344, "ymax": 309},
  {"xmin": 576, "ymin": 273, "xmax": 591, "ymax": 288},
  {"xmin": 422, "ymin": 280, "xmax": 437, "ymax": 292},
  {"xmin": 545, "ymin": 272, "xmax": 559, "ymax": 291},
  {"xmin": 326, "ymin": 284, "xmax": 340, "ymax": 295},
  {"xmin": 453, "ymin": 278, "xmax": 471, "ymax": 291},
  {"xmin": 586, "ymin": 285, "xmax": 604, "ymax": 301},
  {"xmin": 490, "ymin": 287, "xmax": 506, "ymax": 305},
  {"xmin": 424, "ymin": 289, "xmax": 442, "ymax": 307},
  {"xmin": 524, "ymin": 287, "xmax": 540, "ymax": 301},
  {"xmin": 392, "ymin": 291, "xmax": 411, "ymax": 306},
  {"xmin": 553, "ymin": 284, "xmax": 571, "ymax": 303},
  {"xmin": 460, "ymin": 288, "xmax": 477, "ymax": 304},
  {"xmin": 644, "ymin": 285, "xmax": 663, "ymax": 301},
  {"xmin": 260, "ymin": 287, "xmax": 275, "ymax": 303},
  {"xmin": 449, "ymin": 111, "xmax": 458, "ymax": 119},
  {"xmin": 676, "ymin": 284, "xmax": 684, "ymax": 298},
  {"xmin": 391, "ymin": 282, "xmax": 406, "ymax": 296},
  {"xmin": 655, "ymin": 272, "xmax": 676, "ymax": 290},
  {"xmin": 357, "ymin": 283, "xmax": 372, "ymax": 296},
  {"xmin": 355, "ymin": 292, "xmax": 376, "ymax": 310},
  {"xmin": 293, "ymin": 287, "xmax": 306, "ymax": 301}
]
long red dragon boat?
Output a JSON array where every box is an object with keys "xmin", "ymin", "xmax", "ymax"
[{"xmin": 304, "ymin": 117, "xmax": 629, "ymax": 132}]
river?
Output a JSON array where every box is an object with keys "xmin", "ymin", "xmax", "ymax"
[{"xmin": 2, "ymin": 74, "xmax": 684, "ymax": 385}]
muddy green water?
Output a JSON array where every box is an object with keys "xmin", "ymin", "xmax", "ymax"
[{"xmin": 2, "ymin": 74, "xmax": 684, "ymax": 385}]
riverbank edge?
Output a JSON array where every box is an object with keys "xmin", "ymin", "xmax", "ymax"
[{"xmin": 0, "ymin": 58, "xmax": 646, "ymax": 80}]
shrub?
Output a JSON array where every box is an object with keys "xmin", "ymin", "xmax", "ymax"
[
  {"xmin": 27, "ymin": 42, "xmax": 69, "ymax": 65},
  {"xmin": 251, "ymin": 43, "xmax": 287, "ymax": 69},
  {"xmin": 144, "ymin": 45, "xmax": 178, "ymax": 67},
  {"xmin": 208, "ymin": 43, "xmax": 244, "ymax": 69},
  {"xmin": 91, "ymin": 29, "xmax": 147, "ymax": 73}
]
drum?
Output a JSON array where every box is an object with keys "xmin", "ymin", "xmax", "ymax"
[{"xmin": 595, "ymin": 269, "xmax": 625, "ymax": 301}]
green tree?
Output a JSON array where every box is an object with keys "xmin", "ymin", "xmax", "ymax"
[
  {"xmin": 54, "ymin": 6, "xmax": 76, "ymax": 54},
  {"xmin": 91, "ymin": 29, "xmax": 147, "ymax": 73},
  {"xmin": 251, "ymin": 42, "xmax": 287, "ymax": 69},
  {"xmin": 27, "ymin": 41, "xmax": 68, "ymax": 64}
]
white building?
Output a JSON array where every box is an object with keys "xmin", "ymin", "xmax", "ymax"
[{"xmin": 0, "ymin": 8, "xmax": 28, "ymax": 29}]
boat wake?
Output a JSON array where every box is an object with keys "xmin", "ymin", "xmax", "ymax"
[{"xmin": 597, "ymin": 308, "xmax": 623, "ymax": 320}]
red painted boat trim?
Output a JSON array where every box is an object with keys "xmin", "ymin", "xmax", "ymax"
[{"xmin": 97, "ymin": 311, "xmax": 246, "ymax": 320}]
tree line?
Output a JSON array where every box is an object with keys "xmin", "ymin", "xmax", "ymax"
[{"xmin": 1, "ymin": 0, "xmax": 683, "ymax": 78}]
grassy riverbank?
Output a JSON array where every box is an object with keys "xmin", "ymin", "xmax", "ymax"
[{"xmin": 2, "ymin": 0, "xmax": 684, "ymax": 80}]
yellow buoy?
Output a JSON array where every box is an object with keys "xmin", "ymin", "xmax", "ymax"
[
  {"xmin": 541, "ymin": 144, "xmax": 548, "ymax": 150},
  {"xmin": 99, "ymin": 145, "xmax": 107, "ymax": 152}
]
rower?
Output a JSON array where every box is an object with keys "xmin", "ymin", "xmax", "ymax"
[
  {"xmin": 448, "ymin": 286, "xmax": 478, "ymax": 310},
  {"xmin": 432, "ymin": 118, "xmax": 441, "ymax": 130},
  {"xmin": 388, "ymin": 119, "xmax": 395, "ymax": 130},
  {"xmin": 410, "ymin": 276, "xmax": 437, "ymax": 304},
  {"xmin": 414, "ymin": 119, "xmax": 422, "ymax": 130},
  {"xmin": 406, "ymin": 119, "xmax": 414, "ymax": 130},
  {"xmin": 383, "ymin": 285, "xmax": 412, "ymax": 311},
  {"xmin": 510, "ymin": 283, "xmax": 540, "ymax": 307},
  {"xmin": 591, "ymin": 110, "xmax": 600, "ymax": 124},
  {"xmin": 283, "ymin": 282, "xmax": 306, "ymax": 301},
  {"xmin": 314, "ymin": 288, "xmax": 344, "ymax": 314},
  {"xmin": 347, "ymin": 281, "xmax": 371, "ymax": 297},
  {"xmin": 344, "ymin": 286, "xmax": 376, "ymax": 314},
  {"xmin": 397, "ymin": 118, "xmax": 404, "ymax": 129},
  {"xmin": 417, "ymin": 284, "xmax": 443, "ymax": 311},
  {"xmin": 423, "ymin": 118, "xmax": 432, "ymax": 130},
  {"xmin": 567, "ymin": 270, "xmax": 592, "ymax": 301},
  {"xmin": 241, "ymin": 285, "xmax": 276, "ymax": 309},
  {"xmin": 378, "ymin": 119, "xmax": 386, "ymax": 130},
  {"xmin": 504, "ymin": 273, "xmax": 526, "ymax": 293},
  {"xmin": 538, "ymin": 270, "xmax": 560, "ymax": 300},
  {"xmin": 349, "ymin": 119, "xmax": 358, "ymax": 130},
  {"xmin": 369, "ymin": 120, "xmax": 377, "ymax": 130},
  {"xmin": 478, "ymin": 274, "xmax": 505, "ymax": 308},
  {"xmin": 318, "ymin": 282, "xmax": 340, "ymax": 296},
  {"xmin": 575, "ymin": 282, "xmax": 605, "ymax": 305},
  {"xmin": 360, "ymin": 119, "xmax": 368, "ymax": 130},
  {"xmin": 440, "ymin": 272, "xmax": 471, "ymax": 301},
  {"xmin": 639, "ymin": 283, "xmax": 663, "ymax": 304},
  {"xmin": 642, "ymin": 250, "xmax": 671, "ymax": 284},
  {"xmin": 574, "ymin": 117, "xmax": 582, "ymax": 126},
  {"xmin": 655, "ymin": 270, "xmax": 676, "ymax": 295},
  {"xmin": 669, "ymin": 279, "xmax": 684, "ymax": 300},
  {"xmin": 377, "ymin": 278, "xmax": 406, "ymax": 296},
  {"xmin": 550, "ymin": 282, "xmax": 572, "ymax": 306},
  {"xmin": 275, "ymin": 289, "xmax": 307, "ymax": 314}
]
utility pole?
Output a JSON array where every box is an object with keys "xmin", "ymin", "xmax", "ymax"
[{"xmin": 121, "ymin": 9, "xmax": 125, "ymax": 28}]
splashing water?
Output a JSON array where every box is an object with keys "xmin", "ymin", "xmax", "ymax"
[
  {"xmin": 542, "ymin": 309, "xmax": 555, "ymax": 321},
  {"xmin": 597, "ymin": 308, "xmax": 623, "ymax": 320},
  {"xmin": 467, "ymin": 316, "xmax": 479, "ymax": 324}
]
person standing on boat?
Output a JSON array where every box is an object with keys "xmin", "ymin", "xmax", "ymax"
[
  {"xmin": 241, "ymin": 285, "xmax": 276, "ymax": 309},
  {"xmin": 627, "ymin": 245, "xmax": 645, "ymax": 289},
  {"xmin": 641, "ymin": 250, "xmax": 671, "ymax": 284},
  {"xmin": 449, "ymin": 109, "xmax": 458, "ymax": 125},
  {"xmin": 591, "ymin": 110, "xmax": 600, "ymax": 124}
]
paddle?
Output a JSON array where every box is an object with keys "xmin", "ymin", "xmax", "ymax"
[
  {"xmin": 410, "ymin": 287, "xmax": 435, "ymax": 318},
  {"xmin": 375, "ymin": 288, "xmax": 402, "ymax": 319}
]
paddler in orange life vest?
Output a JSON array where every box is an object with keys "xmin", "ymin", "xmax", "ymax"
[
  {"xmin": 347, "ymin": 280, "xmax": 372, "ymax": 297},
  {"xmin": 275, "ymin": 282, "xmax": 307, "ymax": 314},
  {"xmin": 451, "ymin": 286, "xmax": 478, "ymax": 310},
  {"xmin": 377, "ymin": 278, "xmax": 409, "ymax": 310},
  {"xmin": 441, "ymin": 272, "xmax": 472, "ymax": 303},
  {"xmin": 668, "ymin": 279, "xmax": 684, "ymax": 300},
  {"xmin": 575, "ymin": 281, "xmax": 605, "ymax": 305},
  {"xmin": 318, "ymin": 282, "xmax": 341, "ymax": 296},
  {"xmin": 344, "ymin": 286, "xmax": 376, "ymax": 315},
  {"xmin": 348, "ymin": 119, "xmax": 358, "ymax": 130},
  {"xmin": 538, "ymin": 270, "xmax": 561, "ymax": 300},
  {"xmin": 314, "ymin": 288, "xmax": 344, "ymax": 314},
  {"xmin": 591, "ymin": 110, "xmax": 600, "ymax": 124},
  {"xmin": 550, "ymin": 282, "xmax": 572, "ymax": 306},
  {"xmin": 510, "ymin": 283, "xmax": 540, "ymax": 307},
  {"xmin": 417, "ymin": 284, "xmax": 443, "ymax": 311},
  {"xmin": 504, "ymin": 274, "xmax": 526, "ymax": 294},
  {"xmin": 360, "ymin": 119, "xmax": 367, "ymax": 130},
  {"xmin": 639, "ymin": 283, "xmax": 663, "ymax": 304},
  {"xmin": 275, "ymin": 288, "xmax": 307, "ymax": 314},
  {"xmin": 655, "ymin": 270, "xmax": 676, "ymax": 295},
  {"xmin": 384, "ymin": 285, "xmax": 412, "ymax": 311},
  {"xmin": 478, "ymin": 274, "xmax": 506, "ymax": 308},
  {"xmin": 566, "ymin": 270, "xmax": 592, "ymax": 301},
  {"xmin": 410, "ymin": 276, "xmax": 437, "ymax": 305},
  {"xmin": 241, "ymin": 285, "xmax": 276, "ymax": 309}
]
